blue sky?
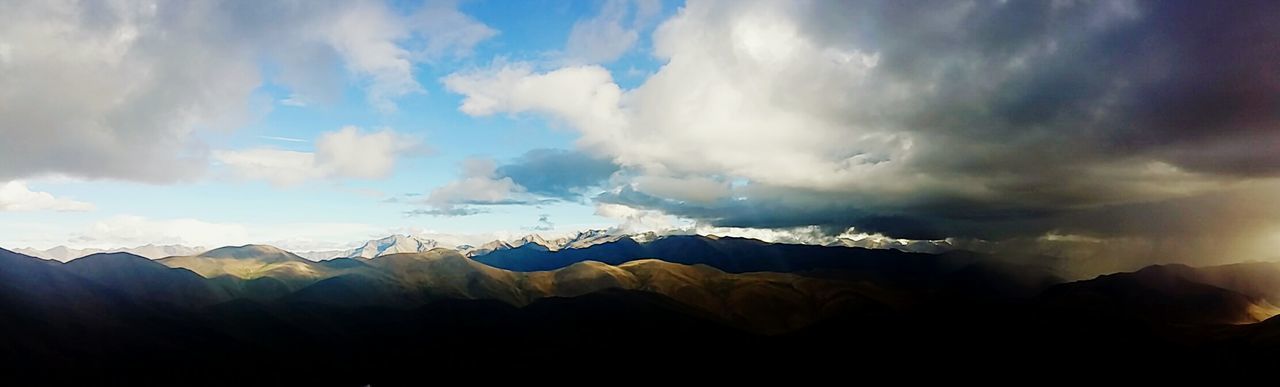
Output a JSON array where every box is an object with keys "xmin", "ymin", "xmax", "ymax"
[
  {"xmin": 0, "ymin": 0, "xmax": 681, "ymax": 250},
  {"xmin": 3, "ymin": 0, "xmax": 1278, "ymax": 271}
]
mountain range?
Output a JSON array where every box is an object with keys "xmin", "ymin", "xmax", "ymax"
[
  {"xmin": 5, "ymin": 236, "xmax": 1280, "ymax": 382},
  {"xmin": 12, "ymin": 244, "xmax": 206, "ymax": 261},
  {"xmin": 293, "ymin": 229, "xmax": 652, "ymax": 260}
]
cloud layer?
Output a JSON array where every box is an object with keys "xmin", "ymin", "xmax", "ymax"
[
  {"xmin": 0, "ymin": 0, "xmax": 493, "ymax": 183},
  {"xmin": 414, "ymin": 149, "xmax": 617, "ymax": 216},
  {"xmin": 444, "ymin": 0, "xmax": 1280, "ymax": 268},
  {"xmin": 0, "ymin": 181, "xmax": 94, "ymax": 212},
  {"xmin": 215, "ymin": 126, "xmax": 422, "ymax": 187}
]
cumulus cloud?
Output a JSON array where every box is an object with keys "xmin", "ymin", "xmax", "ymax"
[
  {"xmin": 0, "ymin": 181, "xmax": 94, "ymax": 212},
  {"xmin": 215, "ymin": 126, "xmax": 422, "ymax": 187},
  {"xmin": 0, "ymin": 0, "xmax": 495, "ymax": 183},
  {"xmin": 445, "ymin": 0, "xmax": 1280, "ymax": 268}
]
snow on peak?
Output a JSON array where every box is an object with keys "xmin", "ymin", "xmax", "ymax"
[{"xmin": 345, "ymin": 234, "xmax": 439, "ymax": 259}]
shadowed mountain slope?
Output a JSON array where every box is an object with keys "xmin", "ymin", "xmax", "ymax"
[
  {"xmin": 64, "ymin": 252, "xmax": 235, "ymax": 307},
  {"xmin": 1037, "ymin": 264, "xmax": 1280, "ymax": 325},
  {"xmin": 9, "ymin": 245, "xmax": 1280, "ymax": 381}
]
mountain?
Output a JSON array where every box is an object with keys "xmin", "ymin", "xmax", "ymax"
[
  {"xmin": 157, "ymin": 245, "xmax": 333, "ymax": 289},
  {"xmin": 285, "ymin": 249, "xmax": 897, "ymax": 334},
  {"xmin": 9, "ymin": 244, "xmax": 1280, "ymax": 380},
  {"xmin": 63, "ymin": 252, "xmax": 235, "ymax": 307},
  {"xmin": 293, "ymin": 235, "xmax": 442, "ymax": 260},
  {"xmin": 462, "ymin": 239, "xmax": 515, "ymax": 257},
  {"xmin": 12, "ymin": 244, "xmax": 206, "ymax": 261},
  {"xmin": 825, "ymin": 237, "xmax": 952, "ymax": 254},
  {"xmin": 474, "ymin": 234, "xmax": 987, "ymax": 275},
  {"xmin": 1036, "ymin": 264, "xmax": 1280, "ymax": 325},
  {"xmin": 514, "ymin": 234, "xmax": 556, "ymax": 251},
  {"xmin": 344, "ymin": 234, "xmax": 439, "ymax": 258}
]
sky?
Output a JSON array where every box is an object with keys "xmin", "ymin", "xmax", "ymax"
[{"xmin": 1, "ymin": 0, "xmax": 1278, "ymax": 273}]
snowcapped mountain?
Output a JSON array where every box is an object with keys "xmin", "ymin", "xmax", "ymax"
[
  {"xmin": 344, "ymin": 234, "xmax": 440, "ymax": 259},
  {"xmin": 825, "ymin": 237, "xmax": 953, "ymax": 254},
  {"xmin": 462, "ymin": 239, "xmax": 516, "ymax": 257},
  {"xmin": 461, "ymin": 229, "xmax": 644, "ymax": 257}
]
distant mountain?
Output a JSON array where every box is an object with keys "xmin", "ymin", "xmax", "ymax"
[
  {"xmin": 298, "ymin": 234, "xmax": 464, "ymax": 260},
  {"xmin": 461, "ymin": 239, "xmax": 515, "ymax": 257},
  {"xmin": 12, "ymin": 244, "xmax": 207, "ymax": 261},
  {"xmin": 458, "ymin": 229, "xmax": 647, "ymax": 257},
  {"xmin": 825, "ymin": 237, "xmax": 952, "ymax": 254},
  {"xmin": 343, "ymin": 234, "xmax": 439, "ymax": 258},
  {"xmin": 475, "ymin": 234, "xmax": 978, "ymax": 274}
]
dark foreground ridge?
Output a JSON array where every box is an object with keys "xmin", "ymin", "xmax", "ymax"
[{"xmin": 3, "ymin": 241, "xmax": 1280, "ymax": 384}]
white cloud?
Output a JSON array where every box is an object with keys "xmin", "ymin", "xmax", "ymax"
[
  {"xmin": 257, "ymin": 135, "xmax": 308, "ymax": 143},
  {"xmin": 215, "ymin": 126, "xmax": 421, "ymax": 187},
  {"xmin": 62, "ymin": 215, "xmax": 386, "ymax": 252},
  {"xmin": 442, "ymin": 63, "xmax": 625, "ymax": 148},
  {"xmin": 75, "ymin": 215, "xmax": 250, "ymax": 248},
  {"xmin": 0, "ymin": 181, "xmax": 94, "ymax": 212},
  {"xmin": 563, "ymin": 0, "xmax": 655, "ymax": 64},
  {"xmin": 594, "ymin": 203, "xmax": 688, "ymax": 233},
  {"xmin": 315, "ymin": 126, "xmax": 423, "ymax": 179},
  {"xmin": 279, "ymin": 96, "xmax": 308, "ymax": 107},
  {"xmin": 408, "ymin": 0, "xmax": 500, "ymax": 59},
  {"xmin": 0, "ymin": 0, "xmax": 495, "ymax": 183},
  {"xmin": 212, "ymin": 149, "xmax": 326, "ymax": 187},
  {"xmin": 325, "ymin": 1, "xmax": 421, "ymax": 112}
]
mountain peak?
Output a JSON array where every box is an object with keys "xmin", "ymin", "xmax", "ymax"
[
  {"xmin": 72, "ymin": 251, "xmax": 151, "ymax": 262},
  {"xmin": 346, "ymin": 234, "xmax": 439, "ymax": 259},
  {"xmin": 199, "ymin": 244, "xmax": 299, "ymax": 261}
]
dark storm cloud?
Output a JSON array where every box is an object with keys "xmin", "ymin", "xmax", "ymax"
[
  {"xmin": 495, "ymin": 149, "xmax": 620, "ymax": 201},
  {"xmin": 601, "ymin": 0, "xmax": 1280, "ymax": 250}
]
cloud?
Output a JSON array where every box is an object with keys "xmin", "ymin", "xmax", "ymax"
[
  {"xmin": 257, "ymin": 135, "xmax": 308, "ymax": 143},
  {"xmin": 442, "ymin": 63, "xmax": 625, "ymax": 134},
  {"xmin": 0, "ymin": 0, "xmax": 495, "ymax": 183},
  {"xmin": 212, "ymin": 149, "xmax": 326, "ymax": 187},
  {"xmin": 594, "ymin": 203, "xmax": 688, "ymax": 234},
  {"xmin": 0, "ymin": 181, "xmax": 94, "ymax": 212},
  {"xmin": 529, "ymin": 214, "xmax": 555, "ymax": 231},
  {"xmin": 494, "ymin": 148, "xmax": 620, "ymax": 200},
  {"xmin": 59, "ymin": 215, "xmax": 385, "ymax": 251},
  {"xmin": 448, "ymin": 0, "xmax": 1280, "ymax": 235},
  {"xmin": 417, "ymin": 158, "xmax": 534, "ymax": 216},
  {"xmin": 73, "ymin": 215, "xmax": 250, "ymax": 248},
  {"xmin": 405, "ymin": 207, "xmax": 488, "ymax": 217},
  {"xmin": 324, "ymin": 0, "xmax": 421, "ymax": 112},
  {"xmin": 445, "ymin": 0, "xmax": 1280, "ymax": 268},
  {"xmin": 408, "ymin": 0, "xmax": 500, "ymax": 59},
  {"xmin": 215, "ymin": 126, "xmax": 422, "ymax": 187},
  {"xmin": 563, "ymin": 0, "xmax": 660, "ymax": 64},
  {"xmin": 407, "ymin": 148, "xmax": 617, "ymax": 216}
]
